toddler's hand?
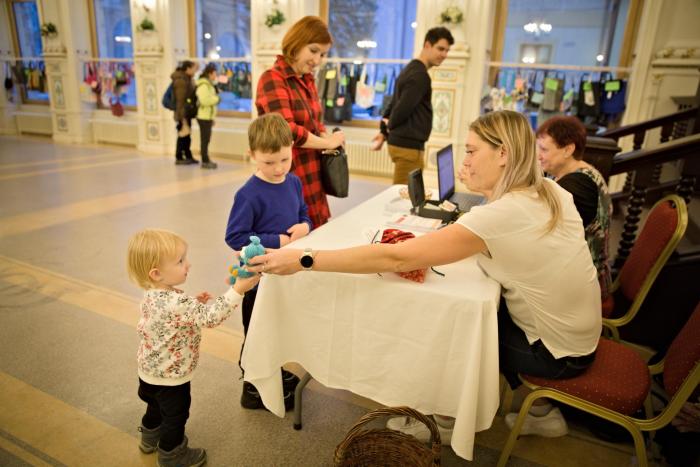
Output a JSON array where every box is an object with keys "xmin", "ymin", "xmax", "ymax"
[
  {"xmin": 196, "ymin": 291, "xmax": 212, "ymax": 304},
  {"xmin": 232, "ymin": 273, "xmax": 260, "ymax": 295},
  {"xmin": 287, "ymin": 223, "xmax": 310, "ymax": 242},
  {"xmin": 279, "ymin": 234, "xmax": 291, "ymax": 247}
]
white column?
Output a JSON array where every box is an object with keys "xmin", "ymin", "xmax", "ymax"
[{"xmin": 39, "ymin": 0, "xmax": 95, "ymax": 143}]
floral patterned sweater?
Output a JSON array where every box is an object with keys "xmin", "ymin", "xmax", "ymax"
[{"xmin": 137, "ymin": 287, "xmax": 243, "ymax": 386}]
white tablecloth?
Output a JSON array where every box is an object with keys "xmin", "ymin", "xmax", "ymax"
[{"xmin": 241, "ymin": 185, "xmax": 501, "ymax": 460}]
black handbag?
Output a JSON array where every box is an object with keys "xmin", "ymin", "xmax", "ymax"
[
  {"xmin": 320, "ymin": 128, "xmax": 349, "ymax": 198},
  {"xmin": 290, "ymin": 81, "xmax": 350, "ymax": 198}
]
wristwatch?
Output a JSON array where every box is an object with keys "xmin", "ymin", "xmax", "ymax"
[{"xmin": 299, "ymin": 248, "xmax": 315, "ymax": 270}]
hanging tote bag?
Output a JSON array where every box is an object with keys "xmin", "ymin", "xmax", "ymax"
[
  {"xmin": 290, "ymin": 80, "xmax": 349, "ymax": 198},
  {"xmin": 109, "ymin": 95, "xmax": 124, "ymax": 117},
  {"xmin": 354, "ymin": 65, "xmax": 375, "ymax": 109}
]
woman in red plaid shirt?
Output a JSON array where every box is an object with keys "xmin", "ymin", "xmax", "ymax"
[{"xmin": 256, "ymin": 16, "xmax": 345, "ymax": 229}]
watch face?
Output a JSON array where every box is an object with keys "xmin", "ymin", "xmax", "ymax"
[{"xmin": 300, "ymin": 254, "xmax": 314, "ymax": 268}]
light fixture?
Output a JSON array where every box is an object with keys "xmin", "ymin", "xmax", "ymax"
[
  {"xmin": 204, "ymin": 32, "xmax": 211, "ymax": 39},
  {"xmin": 523, "ymin": 22, "xmax": 552, "ymax": 36},
  {"xmin": 522, "ymin": 56, "xmax": 535, "ymax": 64},
  {"xmin": 356, "ymin": 40, "xmax": 377, "ymax": 49},
  {"xmin": 114, "ymin": 36, "xmax": 132, "ymax": 43},
  {"xmin": 596, "ymin": 54, "xmax": 605, "ymax": 62},
  {"xmin": 411, "ymin": 21, "xmax": 417, "ymax": 29},
  {"xmin": 209, "ymin": 51, "xmax": 220, "ymax": 59},
  {"xmin": 216, "ymin": 45, "xmax": 221, "ymax": 51}
]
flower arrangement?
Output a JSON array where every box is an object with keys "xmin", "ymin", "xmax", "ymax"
[
  {"xmin": 265, "ymin": 7, "xmax": 285, "ymax": 28},
  {"xmin": 440, "ymin": 5, "xmax": 463, "ymax": 25},
  {"xmin": 40, "ymin": 22, "xmax": 58, "ymax": 37},
  {"xmin": 138, "ymin": 18, "xmax": 155, "ymax": 32}
]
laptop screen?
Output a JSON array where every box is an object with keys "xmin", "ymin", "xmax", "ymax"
[{"xmin": 437, "ymin": 144, "xmax": 455, "ymax": 201}]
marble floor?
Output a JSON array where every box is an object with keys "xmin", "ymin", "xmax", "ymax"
[{"xmin": 0, "ymin": 135, "xmax": 640, "ymax": 466}]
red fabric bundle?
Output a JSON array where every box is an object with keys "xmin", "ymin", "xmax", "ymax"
[{"xmin": 380, "ymin": 229, "xmax": 426, "ymax": 283}]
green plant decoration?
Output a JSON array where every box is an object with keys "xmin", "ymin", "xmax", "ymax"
[
  {"xmin": 40, "ymin": 22, "xmax": 58, "ymax": 37},
  {"xmin": 440, "ymin": 6, "xmax": 463, "ymax": 25},
  {"xmin": 138, "ymin": 18, "xmax": 155, "ymax": 32},
  {"xmin": 265, "ymin": 8, "xmax": 285, "ymax": 28}
]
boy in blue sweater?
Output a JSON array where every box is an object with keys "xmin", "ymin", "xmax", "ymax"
[{"xmin": 225, "ymin": 113, "xmax": 311, "ymax": 410}]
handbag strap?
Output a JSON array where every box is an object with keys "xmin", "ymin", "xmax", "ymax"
[{"xmin": 289, "ymin": 78, "xmax": 319, "ymax": 136}]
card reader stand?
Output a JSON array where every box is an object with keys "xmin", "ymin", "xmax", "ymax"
[
  {"xmin": 407, "ymin": 168, "xmax": 459, "ymax": 223},
  {"xmin": 411, "ymin": 200, "xmax": 459, "ymax": 223}
]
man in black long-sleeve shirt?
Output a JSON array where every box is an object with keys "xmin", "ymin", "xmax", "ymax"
[{"xmin": 372, "ymin": 27, "xmax": 454, "ymax": 184}]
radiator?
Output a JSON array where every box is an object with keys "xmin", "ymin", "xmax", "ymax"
[
  {"xmin": 346, "ymin": 141, "xmax": 393, "ymax": 177},
  {"xmin": 92, "ymin": 118, "xmax": 138, "ymax": 146},
  {"xmin": 16, "ymin": 112, "xmax": 53, "ymax": 136}
]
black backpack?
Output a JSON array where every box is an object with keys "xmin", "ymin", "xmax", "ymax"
[{"xmin": 184, "ymin": 86, "xmax": 198, "ymax": 119}]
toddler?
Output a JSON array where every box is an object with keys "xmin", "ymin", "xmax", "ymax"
[{"xmin": 127, "ymin": 228, "xmax": 259, "ymax": 467}]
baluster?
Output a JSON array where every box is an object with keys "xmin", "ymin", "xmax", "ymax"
[
  {"xmin": 676, "ymin": 175, "xmax": 696, "ymax": 205},
  {"xmin": 622, "ymin": 171, "xmax": 634, "ymax": 193},
  {"xmin": 633, "ymin": 130, "xmax": 645, "ymax": 150},
  {"xmin": 613, "ymin": 166, "xmax": 655, "ymax": 271}
]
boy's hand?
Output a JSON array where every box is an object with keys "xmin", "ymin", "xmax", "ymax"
[
  {"xmin": 232, "ymin": 273, "xmax": 260, "ymax": 295},
  {"xmin": 196, "ymin": 291, "xmax": 212, "ymax": 304},
  {"xmin": 287, "ymin": 223, "xmax": 310, "ymax": 242},
  {"xmin": 279, "ymin": 234, "xmax": 291, "ymax": 247}
]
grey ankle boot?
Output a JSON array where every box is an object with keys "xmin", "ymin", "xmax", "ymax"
[
  {"xmin": 138, "ymin": 425, "xmax": 159, "ymax": 453},
  {"xmin": 157, "ymin": 436, "xmax": 207, "ymax": 467}
]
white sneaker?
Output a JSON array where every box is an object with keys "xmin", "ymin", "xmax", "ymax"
[
  {"xmin": 386, "ymin": 416, "xmax": 452, "ymax": 444},
  {"xmin": 504, "ymin": 407, "xmax": 568, "ymax": 437}
]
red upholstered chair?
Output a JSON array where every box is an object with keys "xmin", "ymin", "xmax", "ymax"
[
  {"xmin": 602, "ymin": 194, "xmax": 688, "ymax": 341},
  {"xmin": 497, "ymin": 301, "xmax": 700, "ymax": 467}
]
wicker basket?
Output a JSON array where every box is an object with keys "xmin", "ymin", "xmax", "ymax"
[{"xmin": 334, "ymin": 406, "xmax": 441, "ymax": 466}]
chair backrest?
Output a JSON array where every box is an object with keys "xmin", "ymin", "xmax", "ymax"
[
  {"xmin": 663, "ymin": 301, "xmax": 700, "ymax": 397},
  {"xmin": 619, "ymin": 195, "xmax": 688, "ymax": 302}
]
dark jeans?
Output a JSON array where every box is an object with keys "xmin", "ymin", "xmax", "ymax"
[
  {"xmin": 197, "ymin": 119, "xmax": 212, "ymax": 163},
  {"xmin": 238, "ymin": 288, "xmax": 257, "ymax": 374},
  {"xmin": 175, "ymin": 119, "xmax": 193, "ymax": 161},
  {"xmin": 498, "ymin": 301, "xmax": 596, "ymax": 389},
  {"xmin": 138, "ymin": 379, "xmax": 191, "ymax": 451}
]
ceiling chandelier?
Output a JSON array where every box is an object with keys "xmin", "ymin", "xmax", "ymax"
[{"xmin": 523, "ymin": 22, "xmax": 552, "ymax": 36}]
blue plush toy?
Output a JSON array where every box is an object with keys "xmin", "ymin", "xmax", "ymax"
[{"xmin": 228, "ymin": 236, "xmax": 266, "ymax": 285}]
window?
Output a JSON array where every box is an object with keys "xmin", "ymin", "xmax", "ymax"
[
  {"xmin": 327, "ymin": 0, "xmax": 416, "ymax": 60},
  {"xmin": 89, "ymin": 0, "xmax": 137, "ymax": 108},
  {"xmin": 324, "ymin": 0, "xmax": 417, "ymax": 123},
  {"xmin": 191, "ymin": 0, "xmax": 252, "ymax": 114},
  {"xmin": 9, "ymin": 0, "xmax": 49, "ymax": 103},
  {"xmin": 500, "ymin": 0, "xmax": 630, "ymax": 67}
]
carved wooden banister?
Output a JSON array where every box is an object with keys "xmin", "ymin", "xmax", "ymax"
[
  {"xmin": 601, "ymin": 107, "xmax": 698, "ymax": 143},
  {"xmin": 610, "ymin": 134, "xmax": 700, "ymax": 270},
  {"xmin": 583, "ymin": 136, "xmax": 621, "ymax": 181}
]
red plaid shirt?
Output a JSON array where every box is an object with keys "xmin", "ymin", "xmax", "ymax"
[{"xmin": 256, "ymin": 55, "xmax": 330, "ymax": 228}]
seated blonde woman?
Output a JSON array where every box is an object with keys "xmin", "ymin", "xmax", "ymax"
[{"xmin": 248, "ymin": 110, "xmax": 601, "ymax": 440}]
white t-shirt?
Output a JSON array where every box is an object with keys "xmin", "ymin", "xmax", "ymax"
[{"xmin": 457, "ymin": 179, "xmax": 601, "ymax": 359}]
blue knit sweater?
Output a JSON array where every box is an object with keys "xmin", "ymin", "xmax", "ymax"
[{"xmin": 225, "ymin": 173, "xmax": 312, "ymax": 250}]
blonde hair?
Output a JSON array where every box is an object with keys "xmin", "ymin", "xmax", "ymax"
[
  {"xmin": 127, "ymin": 229, "xmax": 186, "ymax": 289},
  {"xmin": 248, "ymin": 113, "xmax": 293, "ymax": 153},
  {"xmin": 281, "ymin": 16, "xmax": 332, "ymax": 63},
  {"xmin": 469, "ymin": 110, "xmax": 561, "ymax": 232}
]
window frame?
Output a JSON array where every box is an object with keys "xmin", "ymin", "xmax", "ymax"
[
  {"xmin": 8, "ymin": 0, "xmax": 49, "ymax": 106},
  {"xmin": 86, "ymin": 0, "xmax": 137, "ymax": 112},
  {"xmin": 319, "ymin": 0, "xmax": 416, "ymax": 129},
  {"xmin": 187, "ymin": 0, "xmax": 252, "ymax": 118}
]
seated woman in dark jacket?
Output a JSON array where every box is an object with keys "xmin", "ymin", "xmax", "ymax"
[{"xmin": 536, "ymin": 116, "xmax": 612, "ymax": 299}]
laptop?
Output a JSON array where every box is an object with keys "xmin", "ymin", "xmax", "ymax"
[{"xmin": 436, "ymin": 144, "xmax": 485, "ymax": 213}]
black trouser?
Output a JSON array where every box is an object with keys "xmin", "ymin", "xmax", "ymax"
[
  {"xmin": 498, "ymin": 299, "xmax": 596, "ymax": 389},
  {"xmin": 238, "ymin": 288, "xmax": 257, "ymax": 374},
  {"xmin": 197, "ymin": 119, "xmax": 212, "ymax": 163},
  {"xmin": 175, "ymin": 119, "xmax": 193, "ymax": 161},
  {"xmin": 138, "ymin": 379, "xmax": 191, "ymax": 451}
]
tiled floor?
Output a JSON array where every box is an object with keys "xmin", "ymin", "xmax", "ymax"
[{"xmin": 0, "ymin": 135, "xmax": 640, "ymax": 466}]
